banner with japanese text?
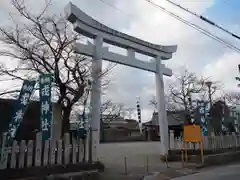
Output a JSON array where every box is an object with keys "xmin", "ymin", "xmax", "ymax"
[
  {"xmin": 7, "ymin": 80, "xmax": 36, "ymax": 145},
  {"xmin": 39, "ymin": 74, "xmax": 53, "ymax": 141},
  {"xmin": 197, "ymin": 101, "xmax": 208, "ymax": 136}
]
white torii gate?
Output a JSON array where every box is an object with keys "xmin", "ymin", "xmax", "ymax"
[{"xmin": 65, "ymin": 2, "xmax": 177, "ymax": 160}]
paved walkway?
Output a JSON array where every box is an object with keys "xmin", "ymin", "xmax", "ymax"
[
  {"xmin": 97, "ymin": 142, "xmax": 200, "ymax": 180},
  {"xmin": 98, "ymin": 142, "xmax": 166, "ymax": 177}
]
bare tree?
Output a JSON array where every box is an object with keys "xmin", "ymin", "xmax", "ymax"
[
  {"xmin": 149, "ymin": 96, "xmax": 157, "ymax": 110},
  {"xmin": 123, "ymin": 107, "xmax": 135, "ymax": 119},
  {"xmin": 168, "ymin": 68, "xmax": 206, "ymax": 124},
  {"xmin": 224, "ymin": 91, "xmax": 240, "ymax": 105},
  {"xmin": 149, "ymin": 94, "xmax": 178, "ymax": 111},
  {"xmin": 101, "ymin": 100, "xmax": 135, "ymax": 120},
  {"xmin": 0, "ymin": 0, "xmax": 115, "ymax": 135},
  {"xmin": 101, "ymin": 100, "xmax": 124, "ymax": 118}
]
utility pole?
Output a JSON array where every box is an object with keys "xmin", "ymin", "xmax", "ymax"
[
  {"xmin": 205, "ymin": 81, "xmax": 213, "ymax": 108},
  {"xmin": 188, "ymin": 95, "xmax": 194, "ymax": 124},
  {"xmin": 205, "ymin": 81, "xmax": 213, "ymax": 135}
]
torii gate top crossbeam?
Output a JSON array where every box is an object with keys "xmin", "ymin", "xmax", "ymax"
[
  {"xmin": 74, "ymin": 41, "xmax": 173, "ymax": 76},
  {"xmin": 65, "ymin": 2, "xmax": 177, "ymax": 60}
]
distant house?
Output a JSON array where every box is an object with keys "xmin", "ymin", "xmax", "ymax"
[
  {"xmin": 143, "ymin": 111, "xmax": 185, "ymax": 140},
  {"xmin": 101, "ymin": 114, "xmax": 126, "ymax": 128},
  {"xmin": 100, "ymin": 114, "xmax": 143, "ymax": 142}
]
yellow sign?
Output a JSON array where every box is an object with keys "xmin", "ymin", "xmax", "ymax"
[
  {"xmin": 183, "ymin": 125, "xmax": 202, "ymax": 142},
  {"xmin": 182, "ymin": 125, "xmax": 204, "ymax": 166}
]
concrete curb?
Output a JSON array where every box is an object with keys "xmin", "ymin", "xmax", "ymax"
[
  {"xmin": 14, "ymin": 170, "xmax": 99, "ymax": 180},
  {"xmin": 144, "ymin": 151, "xmax": 240, "ymax": 180},
  {"xmin": 195, "ymin": 150, "xmax": 240, "ymax": 169}
]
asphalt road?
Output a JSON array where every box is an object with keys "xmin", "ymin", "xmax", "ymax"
[{"xmin": 172, "ymin": 163, "xmax": 240, "ymax": 180}]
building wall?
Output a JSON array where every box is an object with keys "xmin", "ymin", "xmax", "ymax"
[{"xmin": 101, "ymin": 128, "xmax": 145, "ymax": 142}]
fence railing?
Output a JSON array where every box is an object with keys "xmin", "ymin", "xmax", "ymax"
[
  {"xmin": 2, "ymin": 130, "xmax": 240, "ymax": 170},
  {"xmin": 0, "ymin": 132, "xmax": 86, "ymax": 170},
  {"xmin": 169, "ymin": 130, "xmax": 240, "ymax": 150}
]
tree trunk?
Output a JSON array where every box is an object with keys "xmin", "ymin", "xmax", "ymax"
[{"xmin": 62, "ymin": 107, "xmax": 71, "ymax": 136}]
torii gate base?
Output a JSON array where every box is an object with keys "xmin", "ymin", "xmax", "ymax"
[{"xmin": 65, "ymin": 2, "xmax": 177, "ymax": 161}]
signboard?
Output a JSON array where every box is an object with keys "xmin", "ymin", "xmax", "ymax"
[
  {"xmin": 197, "ymin": 101, "xmax": 208, "ymax": 136},
  {"xmin": 39, "ymin": 74, "xmax": 53, "ymax": 140},
  {"xmin": 183, "ymin": 125, "xmax": 202, "ymax": 142},
  {"xmin": 183, "ymin": 125, "xmax": 204, "ymax": 165},
  {"xmin": 6, "ymin": 80, "xmax": 36, "ymax": 145}
]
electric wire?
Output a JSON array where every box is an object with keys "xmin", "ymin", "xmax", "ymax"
[
  {"xmin": 144, "ymin": 0, "xmax": 240, "ymax": 53},
  {"xmin": 98, "ymin": 0, "xmax": 240, "ymax": 53},
  {"xmin": 164, "ymin": 0, "xmax": 240, "ymax": 40}
]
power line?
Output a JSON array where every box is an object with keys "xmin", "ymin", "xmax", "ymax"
[
  {"xmin": 98, "ymin": 0, "xmax": 240, "ymax": 53},
  {"xmin": 143, "ymin": 0, "xmax": 240, "ymax": 53},
  {"xmin": 164, "ymin": 0, "xmax": 240, "ymax": 41}
]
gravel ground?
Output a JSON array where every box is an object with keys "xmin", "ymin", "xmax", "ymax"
[{"xmin": 98, "ymin": 142, "xmax": 166, "ymax": 176}]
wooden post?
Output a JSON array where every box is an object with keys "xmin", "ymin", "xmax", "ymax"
[
  {"xmin": 169, "ymin": 130, "xmax": 175, "ymax": 150},
  {"xmin": 27, "ymin": 140, "xmax": 33, "ymax": 167},
  {"xmin": 0, "ymin": 133, "xmax": 8, "ymax": 169},
  {"xmin": 64, "ymin": 133, "xmax": 70, "ymax": 165},
  {"xmin": 184, "ymin": 142, "xmax": 188, "ymax": 163},
  {"xmin": 43, "ymin": 140, "xmax": 49, "ymax": 166},
  {"xmin": 57, "ymin": 140, "xmax": 62, "ymax": 165},
  {"xmin": 72, "ymin": 138, "xmax": 77, "ymax": 164},
  {"xmin": 49, "ymin": 139, "xmax": 56, "ymax": 165},
  {"xmin": 165, "ymin": 154, "xmax": 169, "ymax": 168},
  {"xmin": 146, "ymin": 156, "xmax": 149, "ymax": 174},
  {"xmin": 78, "ymin": 139, "xmax": 84, "ymax": 163},
  {"xmin": 35, "ymin": 132, "xmax": 42, "ymax": 167},
  {"xmin": 10, "ymin": 140, "xmax": 18, "ymax": 168},
  {"xmin": 220, "ymin": 134, "xmax": 223, "ymax": 148},
  {"xmin": 88, "ymin": 127, "xmax": 92, "ymax": 163},
  {"xmin": 200, "ymin": 141, "xmax": 204, "ymax": 164},
  {"xmin": 181, "ymin": 149, "xmax": 184, "ymax": 168},
  {"xmin": 124, "ymin": 156, "xmax": 128, "ymax": 175},
  {"xmin": 18, "ymin": 140, "xmax": 26, "ymax": 168}
]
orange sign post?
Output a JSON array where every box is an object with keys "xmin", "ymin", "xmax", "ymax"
[{"xmin": 182, "ymin": 125, "xmax": 204, "ymax": 165}]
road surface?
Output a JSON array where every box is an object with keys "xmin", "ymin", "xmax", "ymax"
[{"xmin": 172, "ymin": 163, "xmax": 240, "ymax": 180}]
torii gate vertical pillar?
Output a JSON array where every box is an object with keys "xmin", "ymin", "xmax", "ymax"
[
  {"xmin": 155, "ymin": 56, "xmax": 169, "ymax": 155},
  {"xmin": 89, "ymin": 36, "xmax": 103, "ymax": 162}
]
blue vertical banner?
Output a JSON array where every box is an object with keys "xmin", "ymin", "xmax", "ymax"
[
  {"xmin": 197, "ymin": 101, "xmax": 208, "ymax": 136},
  {"xmin": 39, "ymin": 74, "xmax": 53, "ymax": 141},
  {"xmin": 7, "ymin": 80, "xmax": 36, "ymax": 145}
]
